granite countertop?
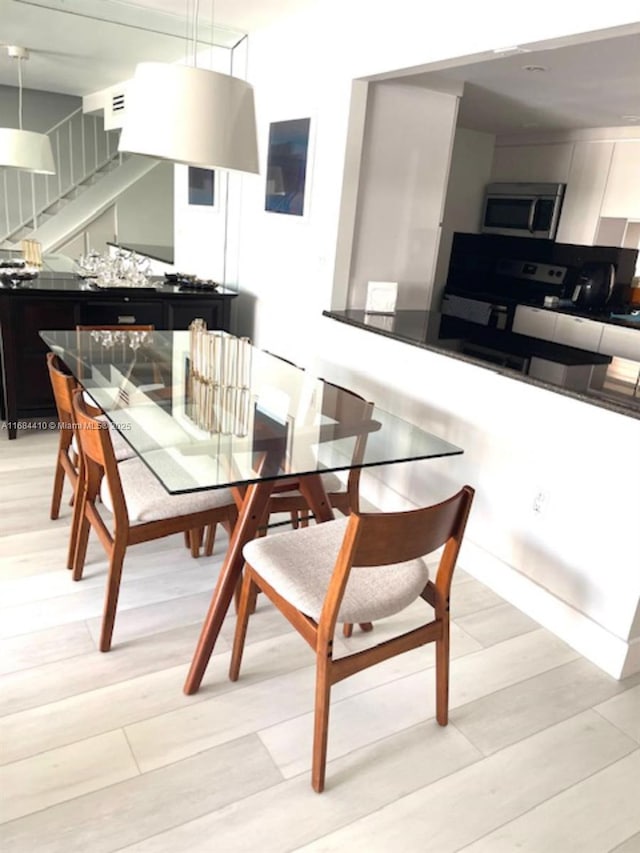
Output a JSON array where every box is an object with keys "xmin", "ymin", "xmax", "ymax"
[
  {"xmin": 0, "ymin": 272, "xmax": 237, "ymax": 297},
  {"xmin": 324, "ymin": 308, "xmax": 640, "ymax": 420}
]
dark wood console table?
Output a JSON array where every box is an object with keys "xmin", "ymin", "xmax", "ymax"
[{"xmin": 0, "ymin": 275, "xmax": 237, "ymax": 439}]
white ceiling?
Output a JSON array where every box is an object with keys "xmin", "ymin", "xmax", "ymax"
[
  {"xmin": 402, "ymin": 30, "xmax": 640, "ymax": 135},
  {"xmin": 1, "ymin": 0, "xmax": 639, "ymax": 135},
  {"xmin": 0, "ymin": 0, "xmax": 322, "ymax": 93}
]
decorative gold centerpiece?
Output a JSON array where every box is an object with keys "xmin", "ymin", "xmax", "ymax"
[{"xmin": 188, "ymin": 320, "xmax": 251, "ymax": 436}]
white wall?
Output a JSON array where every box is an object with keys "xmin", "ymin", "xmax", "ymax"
[
  {"xmin": 314, "ymin": 317, "xmax": 640, "ymax": 678},
  {"xmin": 0, "ymin": 85, "xmax": 79, "ymax": 132},
  {"xmin": 116, "ymin": 161, "xmax": 174, "ymax": 250},
  {"xmin": 178, "ymin": 3, "xmax": 640, "ymax": 675},
  {"xmin": 173, "ymin": 164, "xmax": 227, "ymax": 281},
  {"xmin": 58, "ymin": 205, "xmax": 116, "ymax": 258},
  {"xmin": 347, "ymin": 82, "xmax": 459, "ymax": 310}
]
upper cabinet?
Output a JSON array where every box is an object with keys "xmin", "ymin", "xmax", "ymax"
[
  {"xmin": 491, "ymin": 132, "xmax": 640, "ymax": 246},
  {"xmin": 600, "ymin": 141, "xmax": 640, "ymax": 219},
  {"xmin": 555, "ymin": 142, "xmax": 614, "ymax": 245},
  {"xmin": 490, "ymin": 143, "xmax": 573, "ymax": 184}
]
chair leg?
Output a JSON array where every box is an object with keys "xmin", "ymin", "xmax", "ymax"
[
  {"xmin": 66, "ymin": 480, "xmax": 84, "ymax": 571},
  {"xmin": 435, "ymin": 615, "xmax": 450, "ymax": 726},
  {"xmin": 99, "ymin": 541, "xmax": 127, "ymax": 652},
  {"xmin": 204, "ymin": 524, "xmax": 217, "ymax": 557},
  {"xmin": 342, "ymin": 623, "xmax": 353, "ymax": 638},
  {"xmin": 189, "ymin": 528, "xmax": 203, "ymax": 558},
  {"xmin": 311, "ymin": 655, "xmax": 332, "ymax": 793},
  {"xmin": 229, "ymin": 571, "xmax": 258, "ymax": 681},
  {"xmin": 71, "ymin": 493, "xmax": 92, "ymax": 582},
  {"xmin": 50, "ymin": 454, "xmax": 66, "ymax": 520},
  {"xmin": 184, "ymin": 530, "xmax": 191, "ymax": 549}
]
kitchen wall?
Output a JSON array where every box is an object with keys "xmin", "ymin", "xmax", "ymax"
[
  {"xmin": 433, "ymin": 126, "xmax": 495, "ymax": 307},
  {"xmin": 172, "ymin": 3, "xmax": 640, "ymax": 675},
  {"xmin": 345, "ymin": 81, "xmax": 459, "ymax": 310}
]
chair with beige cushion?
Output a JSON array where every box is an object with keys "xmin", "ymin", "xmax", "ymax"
[
  {"xmin": 71, "ymin": 389, "xmax": 238, "ymax": 652},
  {"xmin": 230, "ymin": 485, "xmax": 475, "ymax": 792}
]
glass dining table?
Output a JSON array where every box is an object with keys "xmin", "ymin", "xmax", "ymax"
[{"xmin": 41, "ymin": 327, "xmax": 463, "ymax": 694}]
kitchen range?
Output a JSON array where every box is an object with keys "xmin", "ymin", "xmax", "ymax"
[{"xmin": 325, "ymin": 232, "xmax": 640, "ymax": 418}]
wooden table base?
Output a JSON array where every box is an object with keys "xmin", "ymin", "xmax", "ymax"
[{"xmin": 183, "ymin": 473, "xmax": 335, "ymax": 694}]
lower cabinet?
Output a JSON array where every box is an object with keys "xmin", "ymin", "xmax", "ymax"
[
  {"xmin": 599, "ymin": 323, "xmax": 640, "ymax": 361},
  {"xmin": 552, "ymin": 313, "xmax": 604, "ymax": 352},
  {"xmin": 79, "ymin": 300, "xmax": 165, "ymax": 328},
  {"xmin": 513, "ymin": 305, "xmax": 557, "ymax": 341},
  {"xmin": 0, "ymin": 288, "xmax": 236, "ymax": 437}
]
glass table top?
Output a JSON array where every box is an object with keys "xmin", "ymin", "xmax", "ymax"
[{"xmin": 41, "ymin": 329, "xmax": 463, "ymax": 494}]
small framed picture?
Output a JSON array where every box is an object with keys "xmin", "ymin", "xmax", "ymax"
[
  {"xmin": 365, "ymin": 281, "xmax": 398, "ymax": 314},
  {"xmin": 265, "ymin": 118, "xmax": 311, "ymax": 216},
  {"xmin": 188, "ymin": 167, "xmax": 215, "ymax": 206}
]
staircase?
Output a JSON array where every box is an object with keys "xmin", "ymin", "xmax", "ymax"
[{"xmin": 0, "ymin": 108, "xmax": 158, "ymax": 252}]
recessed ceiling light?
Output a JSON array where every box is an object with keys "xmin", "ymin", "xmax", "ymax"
[
  {"xmin": 522, "ymin": 65, "xmax": 549, "ymax": 72},
  {"xmin": 493, "ymin": 46, "xmax": 531, "ymax": 55},
  {"xmin": 622, "ymin": 114, "xmax": 640, "ymax": 122}
]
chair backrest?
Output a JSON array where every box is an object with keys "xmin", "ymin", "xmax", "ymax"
[
  {"xmin": 46, "ymin": 352, "xmax": 77, "ymax": 427},
  {"xmin": 71, "ymin": 388, "xmax": 129, "ymax": 528},
  {"xmin": 320, "ymin": 486, "xmax": 475, "ymax": 630},
  {"xmin": 75, "ymin": 325, "xmax": 155, "ymax": 332},
  {"xmin": 320, "ymin": 381, "xmax": 374, "ymax": 508},
  {"xmin": 75, "ymin": 324, "xmax": 156, "ymax": 387}
]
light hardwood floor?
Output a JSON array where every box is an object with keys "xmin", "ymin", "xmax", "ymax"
[{"xmin": 1, "ymin": 426, "xmax": 639, "ymax": 852}]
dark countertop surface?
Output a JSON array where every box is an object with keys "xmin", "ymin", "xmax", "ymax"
[
  {"xmin": 106, "ymin": 241, "xmax": 174, "ymax": 265},
  {"xmin": 324, "ymin": 308, "xmax": 640, "ymax": 420},
  {"xmin": 0, "ymin": 272, "xmax": 237, "ymax": 298}
]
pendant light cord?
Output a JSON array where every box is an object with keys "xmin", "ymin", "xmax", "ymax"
[
  {"xmin": 17, "ymin": 57, "xmax": 23, "ymax": 131},
  {"xmin": 192, "ymin": 0, "xmax": 200, "ymax": 67}
]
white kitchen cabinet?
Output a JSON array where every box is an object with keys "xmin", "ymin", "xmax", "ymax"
[
  {"xmin": 490, "ymin": 143, "xmax": 572, "ymax": 183},
  {"xmin": 513, "ymin": 305, "xmax": 557, "ymax": 341},
  {"xmin": 599, "ymin": 323, "xmax": 640, "ymax": 360},
  {"xmin": 600, "ymin": 141, "xmax": 640, "ymax": 219},
  {"xmin": 555, "ymin": 142, "xmax": 614, "ymax": 245},
  {"xmin": 553, "ymin": 313, "xmax": 604, "ymax": 351}
]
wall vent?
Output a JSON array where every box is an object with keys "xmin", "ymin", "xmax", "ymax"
[{"xmin": 112, "ymin": 93, "xmax": 125, "ymax": 112}]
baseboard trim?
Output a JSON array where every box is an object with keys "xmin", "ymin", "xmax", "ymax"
[{"xmin": 459, "ymin": 540, "xmax": 636, "ymax": 680}]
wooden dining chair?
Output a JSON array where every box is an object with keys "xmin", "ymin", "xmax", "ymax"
[
  {"xmin": 264, "ymin": 382, "xmax": 374, "ymax": 532},
  {"xmin": 47, "ymin": 351, "xmax": 140, "ymax": 513},
  {"xmin": 71, "ymin": 389, "xmax": 238, "ymax": 651},
  {"xmin": 230, "ymin": 485, "xmax": 475, "ymax": 792}
]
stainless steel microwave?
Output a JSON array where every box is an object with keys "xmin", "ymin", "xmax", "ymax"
[{"xmin": 481, "ymin": 182, "xmax": 565, "ymax": 240}]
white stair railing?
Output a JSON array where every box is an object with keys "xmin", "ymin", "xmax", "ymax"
[{"xmin": 0, "ymin": 108, "xmax": 121, "ymax": 245}]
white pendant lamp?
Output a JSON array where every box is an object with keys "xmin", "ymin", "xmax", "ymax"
[
  {"xmin": 118, "ymin": 1, "xmax": 258, "ymax": 175},
  {"xmin": 0, "ymin": 46, "xmax": 56, "ymax": 175}
]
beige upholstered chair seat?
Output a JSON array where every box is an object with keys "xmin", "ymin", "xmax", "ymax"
[
  {"xmin": 101, "ymin": 457, "xmax": 235, "ymax": 523},
  {"xmin": 243, "ymin": 518, "xmax": 430, "ymax": 624},
  {"xmin": 72, "ymin": 417, "xmax": 134, "ymax": 462}
]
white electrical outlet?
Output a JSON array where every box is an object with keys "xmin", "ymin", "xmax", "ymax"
[{"xmin": 533, "ymin": 491, "xmax": 547, "ymax": 514}]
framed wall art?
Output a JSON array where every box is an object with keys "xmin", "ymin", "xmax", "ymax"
[
  {"xmin": 188, "ymin": 167, "xmax": 215, "ymax": 206},
  {"xmin": 264, "ymin": 117, "xmax": 311, "ymax": 216}
]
